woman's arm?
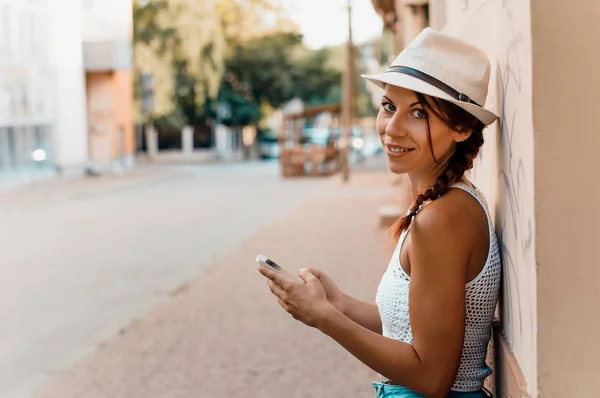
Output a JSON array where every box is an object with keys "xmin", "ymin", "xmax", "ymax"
[
  {"xmin": 307, "ymin": 269, "xmax": 382, "ymax": 334},
  {"xmin": 317, "ymin": 202, "xmax": 473, "ymax": 398},
  {"xmin": 340, "ymin": 293, "xmax": 382, "ymax": 334}
]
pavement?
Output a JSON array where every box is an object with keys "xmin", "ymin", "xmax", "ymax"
[{"xmin": 5, "ymin": 156, "xmax": 398, "ymax": 398}]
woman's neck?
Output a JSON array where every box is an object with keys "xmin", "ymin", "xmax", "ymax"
[
  {"xmin": 407, "ymin": 172, "xmax": 437, "ymax": 199},
  {"xmin": 407, "ymin": 171, "xmax": 469, "ymax": 199}
]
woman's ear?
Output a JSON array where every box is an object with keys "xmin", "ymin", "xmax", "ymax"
[{"xmin": 453, "ymin": 130, "xmax": 472, "ymax": 143}]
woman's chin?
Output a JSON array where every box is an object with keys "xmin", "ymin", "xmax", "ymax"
[{"xmin": 386, "ymin": 160, "xmax": 410, "ymax": 175}]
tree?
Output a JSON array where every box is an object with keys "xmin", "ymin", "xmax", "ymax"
[
  {"xmin": 220, "ymin": 32, "xmax": 342, "ymax": 127},
  {"xmin": 133, "ymin": 0, "xmax": 226, "ymax": 127},
  {"xmin": 133, "ymin": 0, "xmax": 342, "ymax": 134},
  {"xmin": 216, "ymin": 0, "xmax": 298, "ymax": 44},
  {"xmin": 291, "ymin": 48, "xmax": 343, "ymax": 107}
]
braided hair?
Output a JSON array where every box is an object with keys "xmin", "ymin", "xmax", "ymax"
[{"xmin": 390, "ymin": 92, "xmax": 486, "ymax": 241}]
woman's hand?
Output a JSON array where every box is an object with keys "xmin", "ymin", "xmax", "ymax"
[
  {"xmin": 304, "ymin": 268, "xmax": 347, "ymax": 315},
  {"xmin": 257, "ymin": 266, "xmax": 335, "ymax": 329}
]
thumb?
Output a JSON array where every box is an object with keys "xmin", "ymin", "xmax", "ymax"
[
  {"xmin": 298, "ymin": 268, "xmax": 318, "ymax": 284},
  {"xmin": 305, "ymin": 268, "xmax": 324, "ymax": 279}
]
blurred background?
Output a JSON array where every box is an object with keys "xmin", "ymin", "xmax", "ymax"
[
  {"xmin": 0, "ymin": 0, "xmax": 390, "ymax": 187},
  {"xmin": 1, "ymin": 1, "xmax": 599, "ymax": 397}
]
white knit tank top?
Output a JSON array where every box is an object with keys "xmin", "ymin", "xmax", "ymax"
[{"xmin": 375, "ymin": 183, "xmax": 501, "ymax": 392}]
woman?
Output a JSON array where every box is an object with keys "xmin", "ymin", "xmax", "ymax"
[{"xmin": 257, "ymin": 28, "xmax": 501, "ymax": 398}]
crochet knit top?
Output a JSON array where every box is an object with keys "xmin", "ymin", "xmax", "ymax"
[{"xmin": 375, "ymin": 182, "xmax": 501, "ymax": 392}]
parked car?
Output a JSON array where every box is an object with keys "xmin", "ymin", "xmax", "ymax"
[
  {"xmin": 258, "ymin": 136, "xmax": 280, "ymax": 159},
  {"xmin": 301, "ymin": 128, "xmax": 333, "ymax": 147}
]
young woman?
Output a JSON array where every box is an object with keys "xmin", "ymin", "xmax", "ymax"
[{"xmin": 257, "ymin": 28, "xmax": 501, "ymax": 398}]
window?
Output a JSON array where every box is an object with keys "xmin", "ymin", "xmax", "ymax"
[
  {"xmin": 33, "ymin": 125, "xmax": 52, "ymax": 166},
  {"xmin": 6, "ymin": 127, "xmax": 18, "ymax": 169},
  {"xmin": 139, "ymin": 73, "xmax": 154, "ymax": 115},
  {"xmin": 0, "ymin": 127, "xmax": 8, "ymax": 172}
]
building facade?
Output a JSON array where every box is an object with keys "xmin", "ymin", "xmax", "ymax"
[
  {"xmin": 0, "ymin": 0, "xmax": 134, "ymax": 189},
  {"xmin": 82, "ymin": 0, "xmax": 135, "ymax": 172},
  {"xmin": 0, "ymin": 0, "xmax": 88, "ymax": 189},
  {"xmin": 370, "ymin": 0, "xmax": 600, "ymax": 396},
  {"xmin": 430, "ymin": 0, "xmax": 600, "ymax": 396}
]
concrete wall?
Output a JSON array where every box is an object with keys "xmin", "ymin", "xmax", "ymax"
[
  {"xmin": 431, "ymin": 0, "xmax": 600, "ymax": 396},
  {"xmin": 82, "ymin": 0, "xmax": 132, "ymax": 42},
  {"xmin": 0, "ymin": 0, "xmax": 89, "ymax": 185},
  {"xmin": 86, "ymin": 73, "xmax": 113, "ymax": 164},
  {"xmin": 532, "ymin": 1, "xmax": 600, "ymax": 396},
  {"xmin": 82, "ymin": 0, "xmax": 133, "ymax": 72},
  {"xmin": 110, "ymin": 71, "xmax": 135, "ymax": 159},
  {"xmin": 429, "ymin": 0, "xmax": 537, "ymax": 395},
  {"xmin": 86, "ymin": 70, "xmax": 135, "ymax": 170},
  {"xmin": 47, "ymin": 0, "xmax": 89, "ymax": 173},
  {"xmin": 83, "ymin": 0, "xmax": 135, "ymax": 170}
]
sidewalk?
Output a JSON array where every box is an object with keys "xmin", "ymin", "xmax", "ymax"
[{"xmin": 36, "ymin": 161, "xmax": 397, "ymax": 398}]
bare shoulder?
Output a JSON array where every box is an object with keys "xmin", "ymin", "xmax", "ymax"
[
  {"xmin": 413, "ymin": 187, "xmax": 482, "ymax": 235},
  {"xmin": 409, "ymin": 187, "xmax": 487, "ymax": 268}
]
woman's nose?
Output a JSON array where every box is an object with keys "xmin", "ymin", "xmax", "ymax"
[{"xmin": 384, "ymin": 116, "xmax": 408, "ymax": 138}]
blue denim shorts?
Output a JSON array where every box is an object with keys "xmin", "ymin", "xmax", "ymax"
[{"xmin": 372, "ymin": 381, "xmax": 492, "ymax": 398}]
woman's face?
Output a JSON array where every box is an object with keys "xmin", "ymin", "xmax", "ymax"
[{"xmin": 376, "ymin": 85, "xmax": 468, "ymax": 176}]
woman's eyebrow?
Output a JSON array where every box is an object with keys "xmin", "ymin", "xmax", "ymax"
[{"xmin": 382, "ymin": 96, "xmax": 420, "ymax": 108}]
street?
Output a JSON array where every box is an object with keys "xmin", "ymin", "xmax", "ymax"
[{"xmin": 1, "ymin": 158, "xmax": 393, "ymax": 398}]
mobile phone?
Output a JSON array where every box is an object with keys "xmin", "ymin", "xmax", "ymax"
[{"xmin": 255, "ymin": 254, "xmax": 296, "ymax": 279}]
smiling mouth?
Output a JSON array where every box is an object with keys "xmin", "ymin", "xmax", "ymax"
[
  {"xmin": 385, "ymin": 144, "xmax": 415, "ymax": 156},
  {"xmin": 388, "ymin": 147, "xmax": 412, "ymax": 153}
]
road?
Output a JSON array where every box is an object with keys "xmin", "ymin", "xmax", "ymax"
[{"xmin": 1, "ymin": 160, "xmax": 346, "ymax": 398}]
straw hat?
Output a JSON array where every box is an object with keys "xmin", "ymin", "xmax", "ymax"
[{"xmin": 362, "ymin": 28, "xmax": 498, "ymax": 125}]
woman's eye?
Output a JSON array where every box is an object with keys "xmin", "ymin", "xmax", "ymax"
[
  {"xmin": 381, "ymin": 102, "xmax": 396, "ymax": 112},
  {"xmin": 411, "ymin": 109, "xmax": 426, "ymax": 119}
]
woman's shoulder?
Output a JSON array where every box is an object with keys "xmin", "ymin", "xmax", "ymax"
[
  {"xmin": 412, "ymin": 187, "xmax": 487, "ymax": 251},
  {"xmin": 420, "ymin": 186, "xmax": 482, "ymax": 225},
  {"xmin": 407, "ymin": 191, "xmax": 479, "ymax": 278}
]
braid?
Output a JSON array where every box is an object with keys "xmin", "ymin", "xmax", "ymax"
[{"xmin": 390, "ymin": 99, "xmax": 485, "ymax": 241}]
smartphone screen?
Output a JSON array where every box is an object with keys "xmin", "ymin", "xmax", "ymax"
[
  {"xmin": 264, "ymin": 258, "xmax": 284, "ymax": 273},
  {"xmin": 255, "ymin": 254, "xmax": 296, "ymax": 279}
]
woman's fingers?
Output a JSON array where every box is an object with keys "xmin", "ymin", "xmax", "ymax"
[
  {"xmin": 277, "ymin": 298, "xmax": 290, "ymax": 312},
  {"xmin": 306, "ymin": 268, "xmax": 323, "ymax": 278},
  {"xmin": 268, "ymin": 279, "xmax": 285, "ymax": 298},
  {"xmin": 257, "ymin": 265, "xmax": 292, "ymax": 290}
]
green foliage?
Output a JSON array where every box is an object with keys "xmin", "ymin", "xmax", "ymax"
[
  {"xmin": 133, "ymin": 0, "xmax": 225, "ymax": 124},
  {"xmin": 220, "ymin": 32, "xmax": 342, "ymax": 126},
  {"xmin": 133, "ymin": 2, "xmax": 343, "ymax": 129},
  {"xmin": 224, "ymin": 32, "xmax": 302, "ymax": 108},
  {"xmin": 133, "ymin": 1, "xmax": 176, "ymax": 55},
  {"xmin": 217, "ymin": 81, "xmax": 262, "ymax": 127},
  {"xmin": 292, "ymin": 48, "xmax": 342, "ymax": 107}
]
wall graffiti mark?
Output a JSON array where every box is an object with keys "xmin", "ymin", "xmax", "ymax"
[{"xmin": 474, "ymin": 0, "xmax": 535, "ymax": 348}]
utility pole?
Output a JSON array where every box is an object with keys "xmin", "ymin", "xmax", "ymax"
[{"xmin": 340, "ymin": 0, "xmax": 354, "ymax": 183}]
